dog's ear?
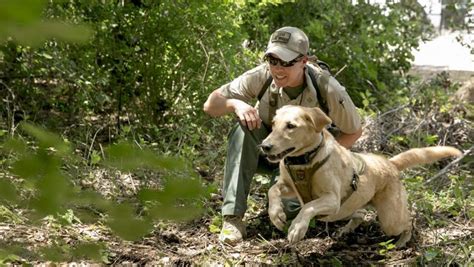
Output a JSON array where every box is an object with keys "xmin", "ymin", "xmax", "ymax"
[{"xmin": 304, "ymin": 107, "xmax": 332, "ymax": 132}]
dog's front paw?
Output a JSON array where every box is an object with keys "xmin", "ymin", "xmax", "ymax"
[
  {"xmin": 268, "ymin": 204, "xmax": 286, "ymax": 231},
  {"xmin": 287, "ymin": 217, "xmax": 309, "ymax": 244}
]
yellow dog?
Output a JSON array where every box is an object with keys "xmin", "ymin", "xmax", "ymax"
[{"xmin": 259, "ymin": 105, "xmax": 461, "ymax": 247}]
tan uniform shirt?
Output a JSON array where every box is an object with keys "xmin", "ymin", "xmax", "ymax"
[{"xmin": 219, "ymin": 63, "xmax": 361, "ymax": 134}]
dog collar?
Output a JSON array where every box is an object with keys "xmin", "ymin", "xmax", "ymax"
[{"xmin": 284, "ymin": 134, "xmax": 324, "ymax": 165}]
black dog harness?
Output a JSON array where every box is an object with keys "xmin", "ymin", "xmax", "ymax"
[{"xmin": 284, "ymin": 135, "xmax": 366, "ymax": 204}]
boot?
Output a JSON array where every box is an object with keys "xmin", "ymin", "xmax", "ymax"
[{"xmin": 218, "ymin": 215, "xmax": 246, "ymax": 244}]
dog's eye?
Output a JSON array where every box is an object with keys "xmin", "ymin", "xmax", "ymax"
[{"xmin": 286, "ymin": 122, "xmax": 296, "ymax": 129}]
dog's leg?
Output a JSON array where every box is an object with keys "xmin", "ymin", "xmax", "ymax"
[
  {"xmin": 287, "ymin": 193, "xmax": 340, "ymax": 243},
  {"xmin": 268, "ymin": 182, "xmax": 290, "ymax": 231},
  {"xmin": 322, "ymin": 187, "xmax": 375, "ymax": 223},
  {"xmin": 372, "ymin": 179, "xmax": 412, "ymax": 247},
  {"xmin": 335, "ymin": 209, "xmax": 367, "ymax": 238}
]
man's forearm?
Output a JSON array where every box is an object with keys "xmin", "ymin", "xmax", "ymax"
[
  {"xmin": 203, "ymin": 90, "xmax": 233, "ymax": 117},
  {"xmin": 336, "ymin": 128, "xmax": 362, "ymax": 149}
]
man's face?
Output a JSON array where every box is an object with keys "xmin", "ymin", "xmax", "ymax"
[{"xmin": 267, "ymin": 54, "xmax": 307, "ymax": 88}]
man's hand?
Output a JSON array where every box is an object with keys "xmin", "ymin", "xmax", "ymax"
[
  {"xmin": 231, "ymin": 100, "xmax": 262, "ymax": 130},
  {"xmin": 203, "ymin": 89, "xmax": 262, "ymax": 130}
]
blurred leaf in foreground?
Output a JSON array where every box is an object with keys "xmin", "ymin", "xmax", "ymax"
[
  {"xmin": 0, "ymin": 179, "xmax": 18, "ymax": 203},
  {"xmin": 0, "ymin": 0, "xmax": 92, "ymax": 46},
  {"xmin": 107, "ymin": 203, "xmax": 153, "ymax": 241},
  {"xmin": 21, "ymin": 123, "xmax": 71, "ymax": 156},
  {"xmin": 138, "ymin": 177, "xmax": 208, "ymax": 221},
  {"xmin": 71, "ymin": 242, "xmax": 106, "ymax": 262},
  {"xmin": 104, "ymin": 142, "xmax": 186, "ymax": 171}
]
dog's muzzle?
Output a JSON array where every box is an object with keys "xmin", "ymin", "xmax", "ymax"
[
  {"xmin": 258, "ymin": 143, "xmax": 273, "ymax": 153},
  {"xmin": 258, "ymin": 143, "xmax": 295, "ymax": 162}
]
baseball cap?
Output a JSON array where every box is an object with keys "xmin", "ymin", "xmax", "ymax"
[{"xmin": 265, "ymin": 26, "xmax": 309, "ymax": 62}]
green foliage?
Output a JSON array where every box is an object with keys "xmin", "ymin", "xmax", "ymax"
[
  {"xmin": 104, "ymin": 142, "xmax": 186, "ymax": 171},
  {"xmin": 441, "ymin": 0, "xmax": 473, "ymax": 31},
  {"xmin": 0, "ymin": 248, "xmax": 23, "ymax": 265},
  {"xmin": 1, "ymin": 123, "xmax": 209, "ymax": 261},
  {"xmin": 35, "ymin": 241, "xmax": 108, "ymax": 263},
  {"xmin": 42, "ymin": 1, "xmax": 248, "ymax": 129},
  {"xmin": 423, "ymin": 247, "xmax": 441, "ymax": 262},
  {"xmin": 378, "ymin": 239, "xmax": 396, "ymax": 256},
  {"xmin": 209, "ymin": 215, "xmax": 222, "ymax": 234},
  {"xmin": 0, "ymin": 0, "xmax": 92, "ymax": 46},
  {"xmin": 1, "ymin": 0, "xmax": 434, "ymax": 146},
  {"xmin": 0, "ymin": 205, "xmax": 24, "ymax": 224}
]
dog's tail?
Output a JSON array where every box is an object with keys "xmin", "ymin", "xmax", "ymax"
[{"xmin": 389, "ymin": 146, "xmax": 462, "ymax": 171}]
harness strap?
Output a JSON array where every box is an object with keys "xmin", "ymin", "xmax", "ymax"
[
  {"xmin": 286, "ymin": 154, "xmax": 331, "ymax": 204},
  {"xmin": 315, "ymin": 70, "xmax": 329, "ymax": 114},
  {"xmin": 286, "ymin": 152, "xmax": 366, "ymax": 205}
]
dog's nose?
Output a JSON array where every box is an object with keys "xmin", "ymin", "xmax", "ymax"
[{"xmin": 258, "ymin": 143, "xmax": 273, "ymax": 153}]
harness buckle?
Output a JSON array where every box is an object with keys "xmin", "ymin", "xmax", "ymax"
[{"xmin": 351, "ymin": 172, "xmax": 359, "ymax": 191}]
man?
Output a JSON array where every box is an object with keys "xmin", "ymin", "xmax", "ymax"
[{"xmin": 203, "ymin": 26, "xmax": 362, "ymax": 244}]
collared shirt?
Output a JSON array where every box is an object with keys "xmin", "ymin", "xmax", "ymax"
[{"xmin": 219, "ymin": 63, "xmax": 361, "ymax": 134}]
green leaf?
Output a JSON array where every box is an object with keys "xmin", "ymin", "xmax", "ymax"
[
  {"xmin": 423, "ymin": 134, "xmax": 438, "ymax": 145},
  {"xmin": 71, "ymin": 242, "xmax": 105, "ymax": 262},
  {"xmin": 107, "ymin": 203, "xmax": 153, "ymax": 241},
  {"xmin": 39, "ymin": 245, "xmax": 67, "ymax": 262},
  {"xmin": 12, "ymin": 155, "xmax": 49, "ymax": 180},
  {"xmin": 138, "ymin": 178, "xmax": 207, "ymax": 221},
  {"xmin": 58, "ymin": 209, "xmax": 81, "ymax": 225},
  {"xmin": 2, "ymin": 138, "xmax": 28, "ymax": 155},
  {"xmin": 73, "ymin": 190, "xmax": 112, "ymax": 211},
  {"xmin": 40, "ymin": 52, "xmax": 53, "ymax": 59},
  {"xmin": 209, "ymin": 224, "xmax": 220, "ymax": 234},
  {"xmin": 29, "ymin": 172, "xmax": 72, "ymax": 215},
  {"xmin": 104, "ymin": 142, "xmax": 186, "ymax": 171},
  {"xmin": 90, "ymin": 150, "xmax": 101, "ymax": 165},
  {"xmin": 424, "ymin": 248, "xmax": 440, "ymax": 261},
  {"xmin": 140, "ymin": 177, "xmax": 205, "ymax": 203},
  {"xmin": 20, "ymin": 123, "xmax": 71, "ymax": 156},
  {"xmin": 0, "ymin": 249, "xmax": 22, "ymax": 264},
  {"xmin": 0, "ymin": 179, "xmax": 18, "ymax": 203},
  {"xmin": 0, "ymin": 0, "xmax": 46, "ymax": 24}
]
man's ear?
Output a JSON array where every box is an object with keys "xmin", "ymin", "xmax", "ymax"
[{"xmin": 304, "ymin": 107, "xmax": 332, "ymax": 132}]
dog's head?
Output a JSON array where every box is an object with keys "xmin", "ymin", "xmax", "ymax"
[{"xmin": 259, "ymin": 105, "xmax": 332, "ymax": 163}]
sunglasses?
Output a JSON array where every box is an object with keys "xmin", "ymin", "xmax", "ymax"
[{"xmin": 264, "ymin": 54, "xmax": 304, "ymax": 67}]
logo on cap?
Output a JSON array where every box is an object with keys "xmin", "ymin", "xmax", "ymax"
[{"xmin": 271, "ymin": 31, "xmax": 291, "ymax": 43}]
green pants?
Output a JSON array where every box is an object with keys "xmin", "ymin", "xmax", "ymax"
[{"xmin": 221, "ymin": 123, "xmax": 301, "ymax": 218}]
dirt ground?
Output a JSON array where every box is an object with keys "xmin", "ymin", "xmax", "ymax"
[{"xmin": 1, "ymin": 184, "xmax": 471, "ymax": 265}]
